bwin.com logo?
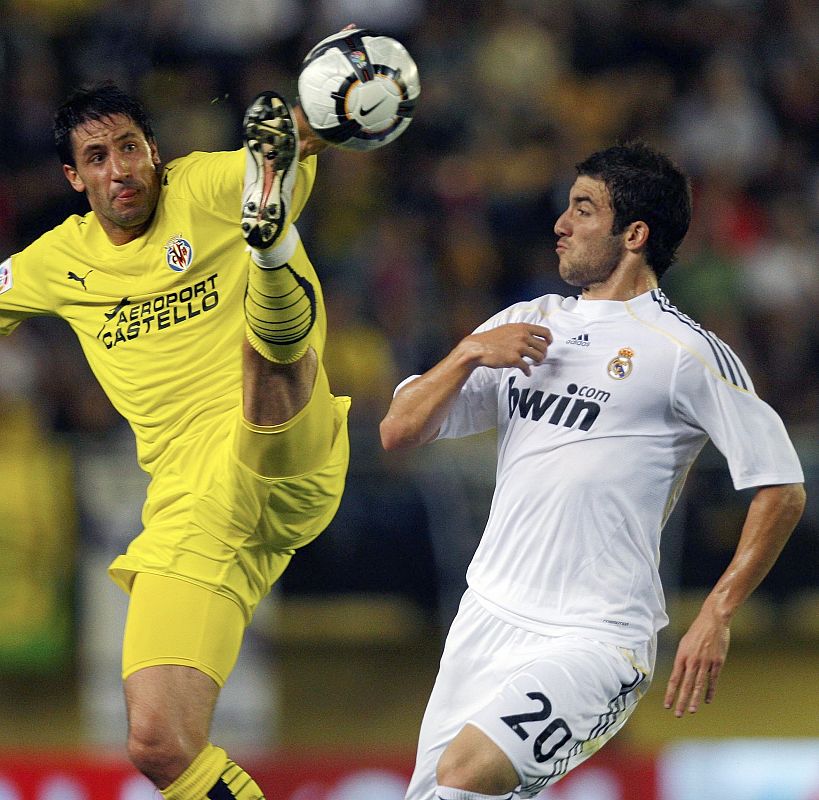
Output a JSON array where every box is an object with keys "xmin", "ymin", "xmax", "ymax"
[{"xmin": 508, "ymin": 376, "xmax": 610, "ymax": 431}]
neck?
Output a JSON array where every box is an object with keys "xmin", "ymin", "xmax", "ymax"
[
  {"xmin": 99, "ymin": 216, "xmax": 152, "ymax": 246},
  {"xmin": 580, "ymin": 262, "xmax": 657, "ymax": 301}
]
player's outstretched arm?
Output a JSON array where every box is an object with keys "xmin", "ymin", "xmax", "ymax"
[
  {"xmin": 663, "ymin": 481, "xmax": 806, "ymax": 718},
  {"xmin": 380, "ymin": 323, "xmax": 551, "ymax": 451}
]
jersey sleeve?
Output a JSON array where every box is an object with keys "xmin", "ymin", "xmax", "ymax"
[
  {"xmin": 0, "ymin": 246, "xmax": 57, "ymax": 335},
  {"xmin": 163, "ymin": 150, "xmax": 317, "ymax": 224},
  {"xmin": 672, "ymin": 345, "xmax": 804, "ymax": 490},
  {"xmin": 395, "ymin": 298, "xmax": 557, "ymax": 442},
  {"xmin": 162, "ymin": 150, "xmax": 243, "ymax": 220},
  {"xmin": 435, "ymin": 308, "xmax": 519, "ymax": 440},
  {"xmin": 435, "ymin": 364, "xmax": 502, "ymax": 440}
]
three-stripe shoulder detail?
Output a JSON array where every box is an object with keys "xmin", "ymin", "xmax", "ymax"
[{"xmin": 650, "ymin": 289, "xmax": 748, "ymax": 390}]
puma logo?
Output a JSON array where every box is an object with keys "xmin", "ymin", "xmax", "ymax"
[{"xmin": 67, "ymin": 269, "xmax": 93, "ymax": 290}]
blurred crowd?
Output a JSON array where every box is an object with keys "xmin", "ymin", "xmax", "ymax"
[{"xmin": 0, "ymin": 0, "xmax": 817, "ymax": 632}]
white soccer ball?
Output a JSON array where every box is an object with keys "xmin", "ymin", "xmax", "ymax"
[{"xmin": 297, "ymin": 28, "xmax": 420, "ymax": 152}]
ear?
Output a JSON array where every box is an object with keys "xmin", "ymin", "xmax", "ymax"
[
  {"xmin": 624, "ymin": 220, "xmax": 649, "ymax": 253},
  {"xmin": 63, "ymin": 164, "xmax": 85, "ymax": 194},
  {"xmin": 149, "ymin": 138, "xmax": 161, "ymax": 167}
]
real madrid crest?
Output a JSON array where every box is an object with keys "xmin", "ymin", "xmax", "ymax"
[{"xmin": 607, "ymin": 347, "xmax": 634, "ymax": 380}]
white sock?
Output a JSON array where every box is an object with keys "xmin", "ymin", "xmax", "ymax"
[{"xmin": 248, "ymin": 224, "xmax": 300, "ymax": 269}]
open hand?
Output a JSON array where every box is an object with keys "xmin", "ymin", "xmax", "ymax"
[{"xmin": 664, "ymin": 609, "xmax": 731, "ymax": 717}]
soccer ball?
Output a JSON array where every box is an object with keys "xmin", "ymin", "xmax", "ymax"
[{"xmin": 297, "ymin": 28, "xmax": 420, "ymax": 152}]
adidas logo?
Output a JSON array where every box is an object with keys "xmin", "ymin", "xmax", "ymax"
[{"xmin": 566, "ymin": 332, "xmax": 590, "ymax": 347}]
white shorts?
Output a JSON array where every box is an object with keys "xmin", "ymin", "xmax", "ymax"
[{"xmin": 405, "ymin": 590, "xmax": 655, "ymax": 799}]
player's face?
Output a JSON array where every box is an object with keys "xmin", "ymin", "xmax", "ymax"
[
  {"xmin": 553, "ymin": 177, "xmax": 626, "ymax": 288},
  {"xmin": 63, "ymin": 114, "xmax": 161, "ymax": 245}
]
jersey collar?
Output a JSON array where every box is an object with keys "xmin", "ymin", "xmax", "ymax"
[{"xmin": 572, "ymin": 289, "xmax": 657, "ymax": 320}]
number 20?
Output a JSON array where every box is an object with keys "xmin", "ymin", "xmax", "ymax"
[{"xmin": 500, "ymin": 691, "xmax": 573, "ymax": 763}]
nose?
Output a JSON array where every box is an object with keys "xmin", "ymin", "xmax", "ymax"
[
  {"xmin": 111, "ymin": 156, "xmax": 130, "ymax": 179},
  {"xmin": 554, "ymin": 210, "xmax": 570, "ymax": 237}
]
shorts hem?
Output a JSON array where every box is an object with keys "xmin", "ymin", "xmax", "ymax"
[
  {"xmin": 235, "ymin": 394, "xmax": 351, "ymax": 483},
  {"xmin": 122, "ymin": 656, "xmax": 226, "ymax": 688}
]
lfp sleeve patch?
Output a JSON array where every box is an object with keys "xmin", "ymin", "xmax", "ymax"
[{"xmin": 0, "ymin": 258, "xmax": 12, "ymax": 295}]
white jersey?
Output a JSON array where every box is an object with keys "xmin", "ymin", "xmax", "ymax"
[{"xmin": 416, "ymin": 289, "xmax": 804, "ymax": 647}]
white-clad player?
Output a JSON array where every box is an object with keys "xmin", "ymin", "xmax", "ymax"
[{"xmin": 380, "ymin": 141, "xmax": 806, "ymax": 800}]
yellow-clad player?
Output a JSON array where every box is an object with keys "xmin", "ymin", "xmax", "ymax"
[{"xmin": 0, "ymin": 78, "xmax": 347, "ymax": 798}]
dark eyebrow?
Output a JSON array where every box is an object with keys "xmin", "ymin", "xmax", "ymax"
[
  {"xmin": 113, "ymin": 129, "xmax": 140, "ymax": 143},
  {"xmin": 79, "ymin": 128, "xmax": 139, "ymax": 155},
  {"xmin": 78, "ymin": 143, "xmax": 107, "ymax": 162},
  {"xmin": 571, "ymin": 194, "xmax": 597, "ymax": 207}
]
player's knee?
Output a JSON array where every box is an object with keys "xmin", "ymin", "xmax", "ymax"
[
  {"xmin": 127, "ymin": 712, "xmax": 196, "ymax": 788},
  {"xmin": 436, "ymin": 729, "xmax": 518, "ymax": 795}
]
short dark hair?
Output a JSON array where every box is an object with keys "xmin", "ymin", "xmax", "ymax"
[
  {"xmin": 54, "ymin": 82, "xmax": 155, "ymax": 167},
  {"xmin": 575, "ymin": 141, "xmax": 692, "ymax": 279}
]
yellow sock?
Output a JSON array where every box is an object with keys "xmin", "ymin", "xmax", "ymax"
[
  {"xmin": 162, "ymin": 743, "xmax": 266, "ymax": 800},
  {"xmin": 245, "ymin": 225, "xmax": 317, "ymax": 364}
]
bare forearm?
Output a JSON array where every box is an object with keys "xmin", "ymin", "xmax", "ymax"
[
  {"xmin": 664, "ymin": 481, "xmax": 806, "ymax": 716},
  {"xmin": 380, "ymin": 322, "xmax": 553, "ymax": 451},
  {"xmin": 379, "ymin": 343, "xmax": 479, "ymax": 451},
  {"xmin": 702, "ymin": 482, "xmax": 806, "ymax": 622}
]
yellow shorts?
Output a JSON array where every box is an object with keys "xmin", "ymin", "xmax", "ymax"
[
  {"xmin": 122, "ymin": 572, "xmax": 245, "ymax": 686},
  {"xmin": 109, "ymin": 383, "xmax": 350, "ymax": 625}
]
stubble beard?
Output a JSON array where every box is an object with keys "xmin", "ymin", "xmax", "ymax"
[{"xmin": 558, "ymin": 239, "xmax": 624, "ymax": 288}]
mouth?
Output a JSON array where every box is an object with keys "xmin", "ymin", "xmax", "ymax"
[{"xmin": 114, "ymin": 187, "xmax": 139, "ymax": 203}]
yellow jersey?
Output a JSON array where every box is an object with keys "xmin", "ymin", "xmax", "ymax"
[{"xmin": 0, "ymin": 149, "xmax": 319, "ymax": 525}]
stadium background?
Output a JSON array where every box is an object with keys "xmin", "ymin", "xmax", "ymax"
[{"xmin": 0, "ymin": 0, "xmax": 817, "ymax": 797}]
